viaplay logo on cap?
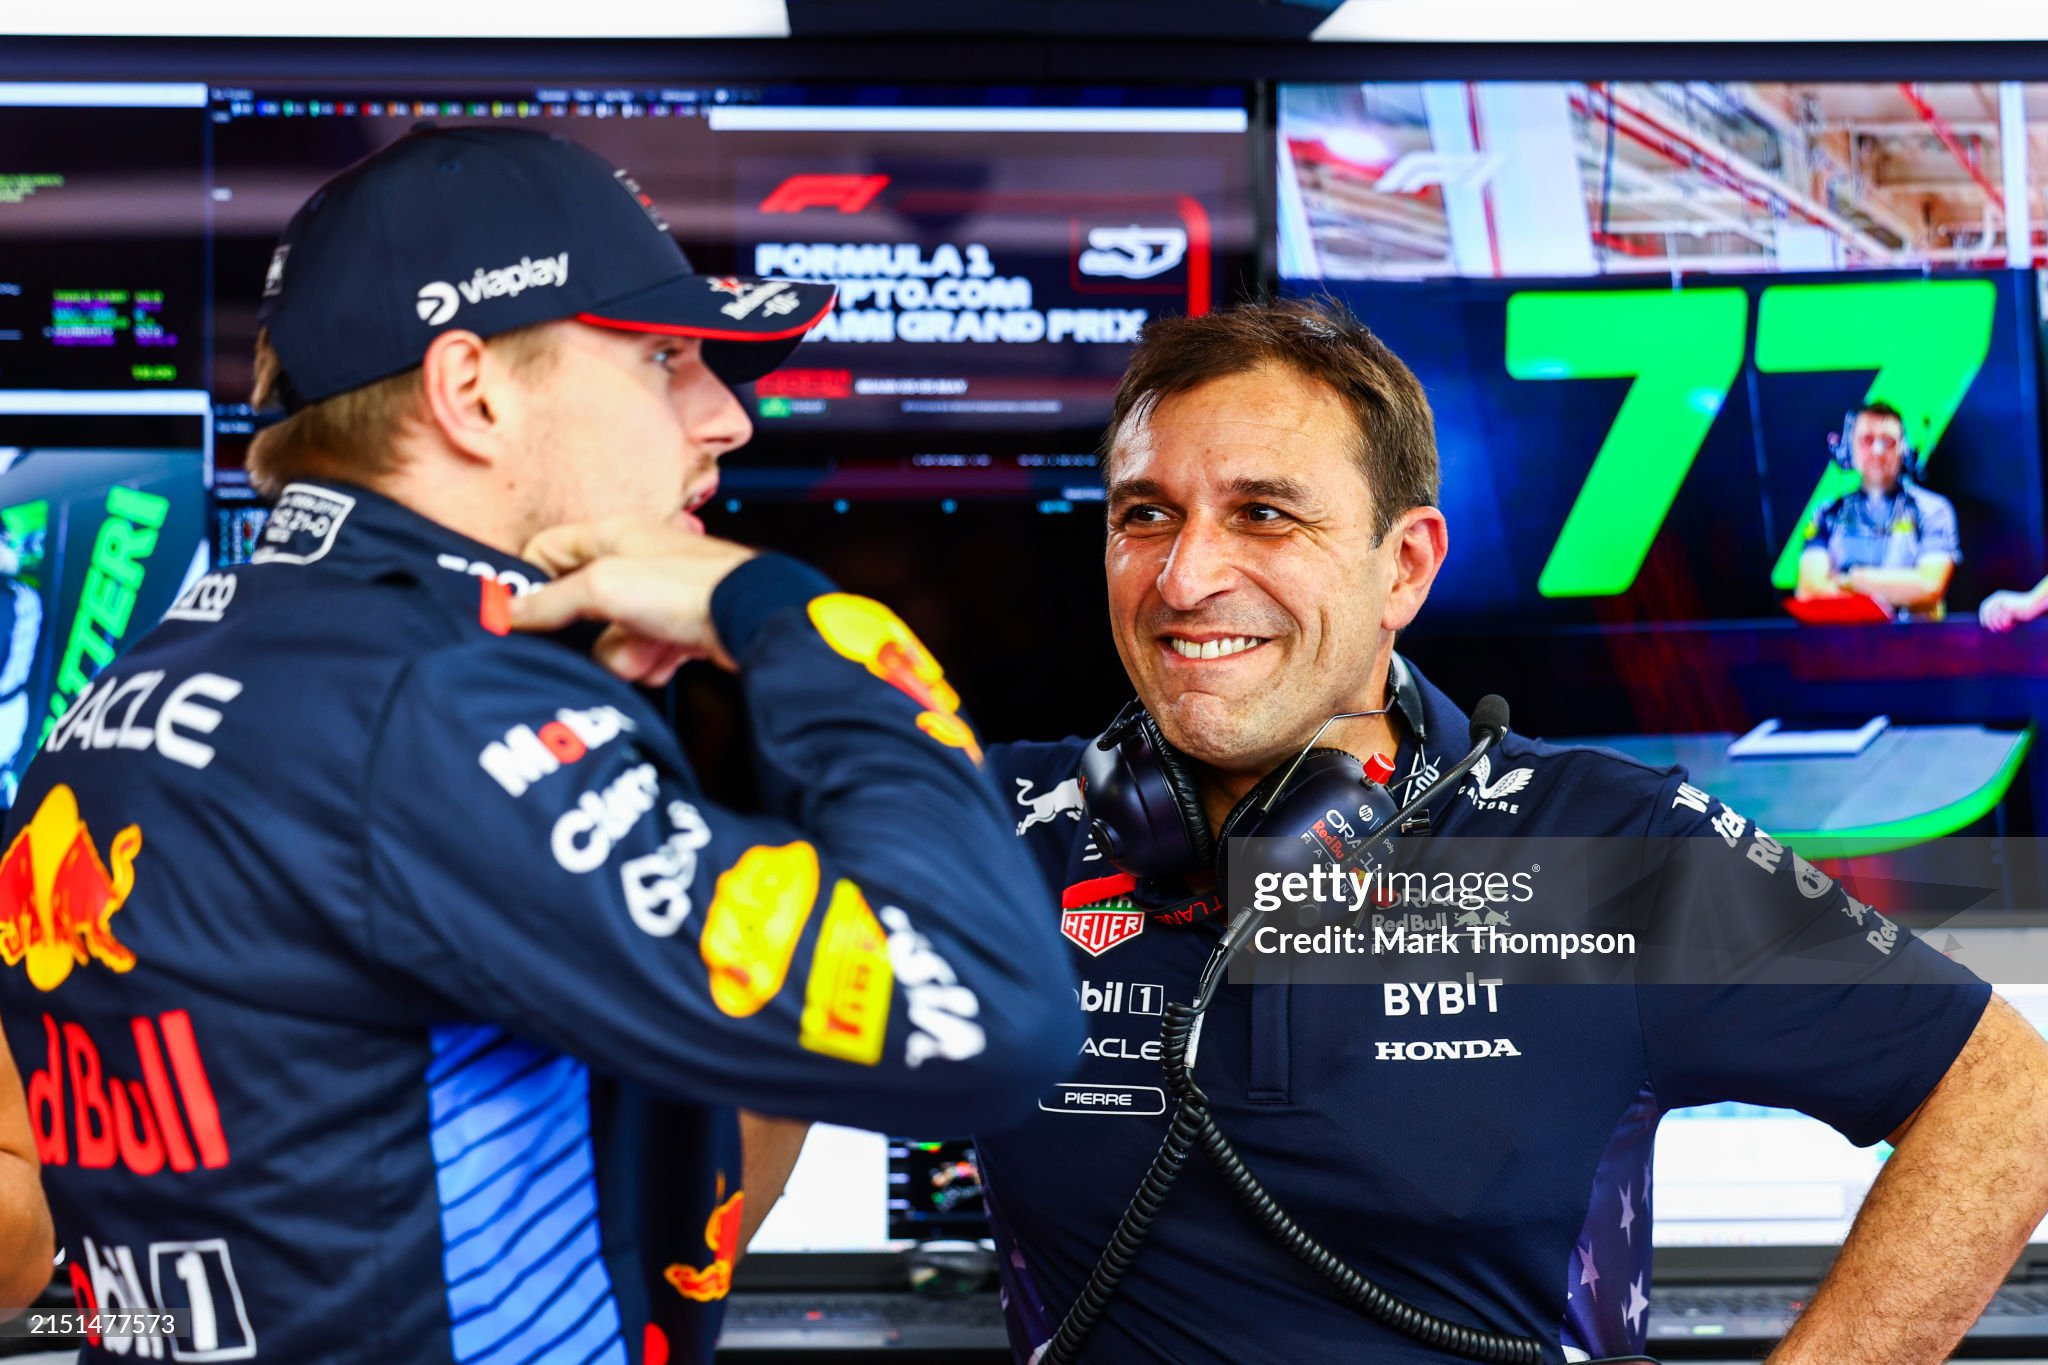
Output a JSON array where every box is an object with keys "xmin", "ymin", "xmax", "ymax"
[
  {"xmin": 414, "ymin": 251, "xmax": 572, "ymax": 326},
  {"xmin": 416, "ymin": 282, "xmax": 460, "ymax": 326}
]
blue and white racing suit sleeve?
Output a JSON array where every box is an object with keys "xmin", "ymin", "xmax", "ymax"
[{"xmin": 365, "ymin": 554, "xmax": 1082, "ymax": 1134}]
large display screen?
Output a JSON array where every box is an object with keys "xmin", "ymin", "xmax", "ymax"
[
  {"xmin": 1279, "ymin": 80, "xmax": 2048, "ymax": 281},
  {"xmin": 0, "ymin": 88, "xmax": 207, "ymax": 392},
  {"xmin": 1321, "ymin": 270, "xmax": 2045, "ymax": 631},
  {"xmin": 207, "ymin": 83, "xmax": 1257, "ymax": 502},
  {"xmin": 1277, "ymin": 80, "xmax": 2048, "ymax": 633},
  {"xmin": 0, "ymin": 78, "xmax": 1256, "ymax": 810},
  {"xmin": 1279, "ymin": 79, "xmax": 2048, "ymax": 872}
]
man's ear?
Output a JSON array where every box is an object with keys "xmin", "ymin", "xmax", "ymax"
[
  {"xmin": 1381, "ymin": 505, "xmax": 1448, "ymax": 634},
  {"xmin": 419, "ymin": 329, "xmax": 510, "ymax": 465}
]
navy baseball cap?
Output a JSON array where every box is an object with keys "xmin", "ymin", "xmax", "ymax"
[{"xmin": 257, "ymin": 125, "xmax": 835, "ymax": 412}]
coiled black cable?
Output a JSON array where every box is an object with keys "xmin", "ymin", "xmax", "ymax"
[
  {"xmin": 1039, "ymin": 1079, "xmax": 1203, "ymax": 1363},
  {"xmin": 1043, "ymin": 1000, "xmax": 1544, "ymax": 1365},
  {"xmin": 1047, "ymin": 713, "xmax": 1540, "ymax": 1362}
]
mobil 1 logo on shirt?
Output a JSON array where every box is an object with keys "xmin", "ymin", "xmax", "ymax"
[{"xmin": 1075, "ymin": 980, "xmax": 1163, "ymax": 1015}]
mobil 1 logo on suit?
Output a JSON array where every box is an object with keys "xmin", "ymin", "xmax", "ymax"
[{"xmin": 1075, "ymin": 980, "xmax": 1163, "ymax": 1016}]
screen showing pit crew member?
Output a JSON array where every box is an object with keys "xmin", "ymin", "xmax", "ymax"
[
  {"xmin": 1272, "ymin": 271, "xmax": 2043, "ymax": 636},
  {"xmin": 1794, "ymin": 402, "xmax": 1960, "ymax": 622}
]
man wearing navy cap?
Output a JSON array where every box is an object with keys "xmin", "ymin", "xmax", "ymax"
[{"xmin": 0, "ymin": 126, "xmax": 1081, "ymax": 1364}]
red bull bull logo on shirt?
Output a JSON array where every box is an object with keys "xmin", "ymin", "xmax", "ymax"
[
  {"xmin": 0, "ymin": 784, "xmax": 141, "ymax": 992},
  {"xmin": 665, "ymin": 1174, "xmax": 744, "ymax": 1303}
]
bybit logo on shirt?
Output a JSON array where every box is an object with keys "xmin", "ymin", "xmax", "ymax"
[{"xmin": 415, "ymin": 251, "xmax": 571, "ymax": 325}]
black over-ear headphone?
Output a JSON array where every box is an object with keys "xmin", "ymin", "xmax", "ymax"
[{"xmin": 1076, "ymin": 699, "xmax": 1214, "ymax": 881}]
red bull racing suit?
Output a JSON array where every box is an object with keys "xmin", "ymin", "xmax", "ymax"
[{"xmin": 0, "ymin": 480, "xmax": 1082, "ymax": 1363}]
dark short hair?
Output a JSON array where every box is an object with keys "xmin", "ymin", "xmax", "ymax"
[
  {"xmin": 1855, "ymin": 400, "xmax": 1906, "ymax": 428},
  {"xmin": 1100, "ymin": 297, "xmax": 1439, "ymax": 540}
]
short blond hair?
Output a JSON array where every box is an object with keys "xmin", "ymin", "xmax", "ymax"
[{"xmin": 246, "ymin": 324, "xmax": 560, "ymax": 499}]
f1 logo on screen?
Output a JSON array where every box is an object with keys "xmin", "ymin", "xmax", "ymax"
[
  {"xmin": 757, "ymin": 174, "xmax": 891, "ymax": 215},
  {"xmin": 1505, "ymin": 279, "xmax": 1995, "ymax": 597}
]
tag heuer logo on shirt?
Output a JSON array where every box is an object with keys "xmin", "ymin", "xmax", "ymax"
[{"xmin": 1062, "ymin": 903, "xmax": 1144, "ymax": 956}]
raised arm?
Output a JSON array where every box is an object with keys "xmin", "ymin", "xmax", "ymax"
[{"xmin": 368, "ymin": 542, "xmax": 1082, "ymax": 1134}]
